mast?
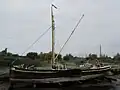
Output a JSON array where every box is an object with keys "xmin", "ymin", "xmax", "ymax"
[{"xmin": 51, "ymin": 4, "xmax": 57, "ymax": 65}]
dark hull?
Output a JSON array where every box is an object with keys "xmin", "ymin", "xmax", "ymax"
[
  {"xmin": 10, "ymin": 68, "xmax": 82, "ymax": 79},
  {"xmin": 10, "ymin": 66, "xmax": 111, "ymax": 79},
  {"xmin": 9, "ymin": 67, "xmax": 111, "ymax": 88}
]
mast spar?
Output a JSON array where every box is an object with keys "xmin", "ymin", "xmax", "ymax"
[{"xmin": 51, "ymin": 4, "xmax": 57, "ymax": 65}]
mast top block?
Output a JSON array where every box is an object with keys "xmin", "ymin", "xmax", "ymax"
[{"xmin": 52, "ymin": 4, "xmax": 57, "ymax": 9}]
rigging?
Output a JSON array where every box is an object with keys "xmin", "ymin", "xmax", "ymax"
[
  {"xmin": 54, "ymin": 14, "xmax": 84, "ymax": 62},
  {"xmin": 21, "ymin": 26, "xmax": 52, "ymax": 55}
]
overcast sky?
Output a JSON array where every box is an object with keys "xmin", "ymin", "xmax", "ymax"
[{"xmin": 0, "ymin": 0, "xmax": 120, "ymax": 56}]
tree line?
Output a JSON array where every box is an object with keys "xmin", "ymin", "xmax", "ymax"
[{"xmin": 1, "ymin": 48, "xmax": 120, "ymax": 63}]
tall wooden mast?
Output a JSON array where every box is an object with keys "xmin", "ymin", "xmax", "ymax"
[{"xmin": 51, "ymin": 4, "xmax": 57, "ymax": 65}]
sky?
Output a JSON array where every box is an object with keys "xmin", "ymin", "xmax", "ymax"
[{"xmin": 0, "ymin": 0, "xmax": 120, "ymax": 56}]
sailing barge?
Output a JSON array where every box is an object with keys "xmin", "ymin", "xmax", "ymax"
[
  {"xmin": 9, "ymin": 4, "xmax": 111, "ymax": 88},
  {"xmin": 10, "ymin": 63, "xmax": 111, "ymax": 79}
]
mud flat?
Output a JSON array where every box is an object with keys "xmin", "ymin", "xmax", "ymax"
[
  {"xmin": 0, "ymin": 82, "xmax": 9, "ymax": 90},
  {"xmin": 0, "ymin": 81, "xmax": 117, "ymax": 90},
  {"xmin": 0, "ymin": 75, "xmax": 118, "ymax": 90}
]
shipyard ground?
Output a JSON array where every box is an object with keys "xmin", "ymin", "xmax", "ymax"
[
  {"xmin": 0, "ymin": 79, "xmax": 117, "ymax": 90},
  {"xmin": 0, "ymin": 75, "xmax": 119, "ymax": 90},
  {"xmin": 1, "ymin": 67, "xmax": 120, "ymax": 89}
]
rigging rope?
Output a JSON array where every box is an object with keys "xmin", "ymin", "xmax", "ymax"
[
  {"xmin": 10, "ymin": 26, "xmax": 52, "ymax": 66},
  {"xmin": 21, "ymin": 26, "xmax": 52, "ymax": 56},
  {"xmin": 54, "ymin": 14, "xmax": 84, "ymax": 62}
]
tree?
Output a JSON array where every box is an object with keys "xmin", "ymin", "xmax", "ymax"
[
  {"xmin": 12, "ymin": 54, "xmax": 19, "ymax": 57},
  {"xmin": 39, "ymin": 52, "xmax": 44, "ymax": 60},
  {"xmin": 63, "ymin": 54, "xmax": 70, "ymax": 61},
  {"xmin": 88, "ymin": 54, "xmax": 97, "ymax": 60},
  {"xmin": 68, "ymin": 54, "xmax": 74, "ymax": 60},
  {"xmin": 113, "ymin": 53, "xmax": 120, "ymax": 61},
  {"xmin": 26, "ymin": 52, "xmax": 38, "ymax": 60},
  {"xmin": 63, "ymin": 54, "xmax": 74, "ymax": 61},
  {"xmin": 7, "ymin": 52, "xmax": 12, "ymax": 56},
  {"xmin": 57, "ymin": 54, "xmax": 62, "ymax": 60},
  {"xmin": 0, "ymin": 48, "xmax": 7, "ymax": 56}
]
